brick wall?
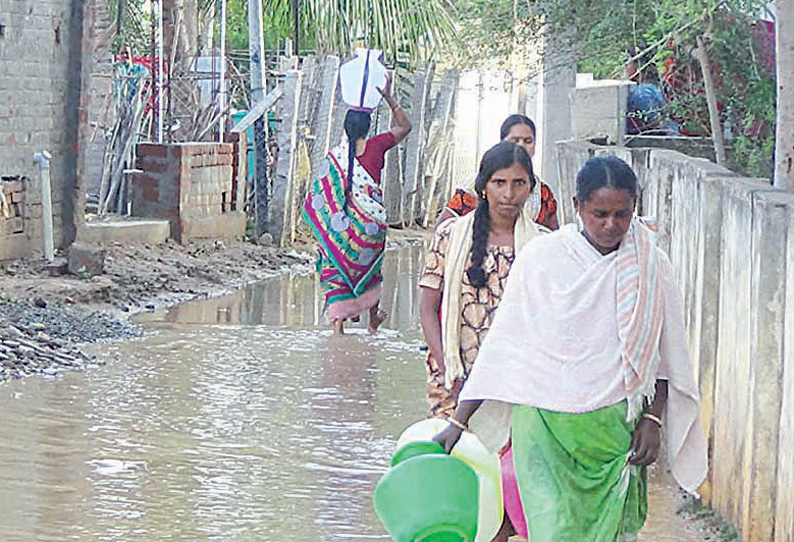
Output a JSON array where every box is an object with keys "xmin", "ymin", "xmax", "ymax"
[
  {"xmin": 226, "ymin": 131, "xmax": 248, "ymax": 212},
  {"xmin": 0, "ymin": 177, "xmax": 28, "ymax": 259},
  {"xmin": 75, "ymin": 0, "xmax": 114, "ymax": 204},
  {"xmin": 129, "ymin": 143, "xmax": 246, "ymax": 243},
  {"xmin": 0, "ymin": 0, "xmax": 79, "ymax": 259}
]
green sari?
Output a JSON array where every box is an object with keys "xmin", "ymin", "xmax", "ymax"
[{"xmin": 510, "ymin": 401, "xmax": 648, "ymax": 542}]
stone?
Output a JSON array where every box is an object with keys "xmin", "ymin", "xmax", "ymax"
[
  {"xmin": 47, "ymin": 258, "xmax": 69, "ymax": 276},
  {"xmin": 1, "ymin": 325, "xmax": 23, "ymax": 339},
  {"xmin": 68, "ymin": 243, "xmax": 107, "ymax": 276},
  {"xmin": 258, "ymin": 233, "xmax": 275, "ymax": 246}
]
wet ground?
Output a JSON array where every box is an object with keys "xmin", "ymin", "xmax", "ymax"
[{"xmin": 0, "ymin": 246, "xmax": 708, "ymax": 541}]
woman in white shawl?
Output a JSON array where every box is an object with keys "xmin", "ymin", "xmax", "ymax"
[{"xmin": 434, "ymin": 156, "xmax": 707, "ymax": 542}]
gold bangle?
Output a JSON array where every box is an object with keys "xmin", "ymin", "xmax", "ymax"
[
  {"xmin": 447, "ymin": 417, "xmax": 468, "ymax": 431},
  {"xmin": 642, "ymin": 412, "xmax": 663, "ymax": 428}
]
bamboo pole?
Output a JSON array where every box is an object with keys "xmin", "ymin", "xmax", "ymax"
[{"xmin": 218, "ymin": 0, "xmax": 227, "ymax": 142}]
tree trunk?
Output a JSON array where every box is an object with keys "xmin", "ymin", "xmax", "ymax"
[
  {"xmin": 162, "ymin": 0, "xmax": 201, "ymax": 141},
  {"xmin": 775, "ymin": 0, "xmax": 794, "ymax": 190},
  {"xmin": 163, "ymin": 0, "xmax": 199, "ymax": 69},
  {"xmin": 695, "ymin": 35, "xmax": 727, "ymax": 167}
]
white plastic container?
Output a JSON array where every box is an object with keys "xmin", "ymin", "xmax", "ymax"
[{"xmin": 338, "ymin": 48, "xmax": 389, "ymax": 112}]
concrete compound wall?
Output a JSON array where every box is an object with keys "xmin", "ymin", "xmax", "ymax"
[
  {"xmin": 570, "ymin": 75, "xmax": 631, "ymax": 145},
  {"xmin": 556, "ymin": 139, "xmax": 794, "ymax": 542},
  {"xmin": 129, "ymin": 143, "xmax": 246, "ymax": 243}
]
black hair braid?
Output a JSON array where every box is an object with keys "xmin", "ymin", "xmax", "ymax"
[
  {"xmin": 345, "ymin": 136, "xmax": 357, "ymax": 205},
  {"xmin": 464, "ymin": 140, "xmax": 534, "ymax": 289},
  {"xmin": 342, "ymin": 110, "xmax": 372, "ymax": 207},
  {"xmin": 466, "ymin": 197, "xmax": 491, "ymax": 289}
]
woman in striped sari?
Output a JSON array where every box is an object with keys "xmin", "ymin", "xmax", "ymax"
[
  {"xmin": 302, "ymin": 84, "xmax": 411, "ymax": 334},
  {"xmin": 434, "ymin": 156, "xmax": 707, "ymax": 541}
]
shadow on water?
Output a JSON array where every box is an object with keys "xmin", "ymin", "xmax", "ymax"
[{"xmin": 0, "ymin": 245, "xmax": 704, "ymax": 541}]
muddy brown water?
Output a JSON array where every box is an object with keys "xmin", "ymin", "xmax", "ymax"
[{"xmin": 0, "ymin": 246, "xmax": 705, "ymax": 541}]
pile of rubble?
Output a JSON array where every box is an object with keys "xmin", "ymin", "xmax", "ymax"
[{"xmin": 0, "ymin": 318, "xmax": 104, "ymax": 383}]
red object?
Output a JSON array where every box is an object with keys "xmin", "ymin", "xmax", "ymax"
[
  {"xmin": 499, "ymin": 443, "xmax": 528, "ymax": 538},
  {"xmin": 114, "ymin": 55, "xmax": 166, "ymax": 115},
  {"xmin": 356, "ymin": 132, "xmax": 397, "ymax": 183},
  {"xmin": 535, "ymin": 182, "xmax": 558, "ymax": 227},
  {"xmin": 446, "ymin": 188, "xmax": 479, "ymax": 216},
  {"xmin": 444, "ymin": 182, "xmax": 558, "ymax": 229}
]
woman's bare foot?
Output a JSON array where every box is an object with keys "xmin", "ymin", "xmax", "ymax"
[
  {"xmin": 332, "ymin": 319, "xmax": 345, "ymax": 335},
  {"xmin": 491, "ymin": 510, "xmax": 516, "ymax": 542},
  {"xmin": 368, "ymin": 308, "xmax": 388, "ymax": 334}
]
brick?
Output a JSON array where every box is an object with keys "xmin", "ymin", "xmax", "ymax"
[
  {"xmin": 137, "ymin": 155, "xmax": 169, "ymax": 173},
  {"xmin": 130, "ymin": 172, "xmax": 162, "ymax": 188},
  {"xmin": 136, "ymin": 143, "xmax": 170, "ymax": 158},
  {"xmin": 0, "ymin": 180, "xmax": 24, "ymax": 192},
  {"xmin": 0, "ymin": 216, "xmax": 24, "ymax": 233},
  {"xmin": 11, "ymin": 191, "xmax": 24, "ymax": 203},
  {"xmin": 0, "ymin": 232, "xmax": 31, "ymax": 261}
]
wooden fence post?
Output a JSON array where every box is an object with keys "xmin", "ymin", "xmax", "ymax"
[
  {"xmin": 422, "ymin": 70, "xmax": 459, "ymax": 226},
  {"xmin": 381, "ymin": 71, "xmax": 405, "ymax": 224},
  {"xmin": 309, "ymin": 56, "xmax": 341, "ymax": 177},
  {"xmin": 402, "ymin": 66, "xmax": 434, "ymax": 226},
  {"xmin": 270, "ymin": 68, "xmax": 303, "ymax": 246}
]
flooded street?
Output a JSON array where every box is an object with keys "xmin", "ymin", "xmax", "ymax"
[{"xmin": 0, "ymin": 246, "xmax": 705, "ymax": 541}]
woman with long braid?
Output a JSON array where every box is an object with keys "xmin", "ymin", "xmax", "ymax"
[
  {"xmin": 303, "ymin": 81, "xmax": 411, "ymax": 334},
  {"xmin": 438, "ymin": 114, "xmax": 559, "ymax": 231},
  {"xmin": 418, "ymin": 141, "xmax": 539, "ymax": 541}
]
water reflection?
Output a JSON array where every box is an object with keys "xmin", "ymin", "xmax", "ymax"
[
  {"xmin": 139, "ymin": 243, "xmax": 424, "ymax": 330},
  {"xmin": 0, "ymin": 245, "xmax": 703, "ymax": 541}
]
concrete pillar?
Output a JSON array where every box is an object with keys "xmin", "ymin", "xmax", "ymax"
[
  {"xmin": 745, "ymin": 191, "xmax": 794, "ymax": 542},
  {"xmin": 776, "ymin": 200, "xmax": 794, "ymax": 542},
  {"xmin": 552, "ymin": 139, "xmax": 594, "ymax": 225},
  {"xmin": 534, "ymin": 30, "xmax": 575, "ymax": 190},
  {"xmin": 689, "ymin": 173, "xmax": 727, "ymax": 504},
  {"xmin": 711, "ymin": 178, "xmax": 770, "ymax": 535}
]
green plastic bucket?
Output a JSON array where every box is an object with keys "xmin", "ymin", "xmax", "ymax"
[
  {"xmin": 374, "ymin": 454, "xmax": 479, "ymax": 542},
  {"xmin": 390, "ymin": 440, "xmax": 445, "ymax": 467}
]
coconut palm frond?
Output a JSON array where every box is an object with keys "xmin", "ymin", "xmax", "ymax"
[{"xmin": 263, "ymin": 0, "xmax": 458, "ymax": 64}]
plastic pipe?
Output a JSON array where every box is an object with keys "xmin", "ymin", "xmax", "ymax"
[{"xmin": 33, "ymin": 151, "xmax": 54, "ymax": 262}]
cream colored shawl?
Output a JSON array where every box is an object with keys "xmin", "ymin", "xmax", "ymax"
[
  {"xmin": 459, "ymin": 221, "xmax": 708, "ymax": 493},
  {"xmin": 440, "ymin": 208, "xmax": 540, "ymax": 389}
]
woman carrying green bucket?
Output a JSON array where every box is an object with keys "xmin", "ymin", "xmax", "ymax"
[{"xmin": 434, "ymin": 156, "xmax": 708, "ymax": 541}]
